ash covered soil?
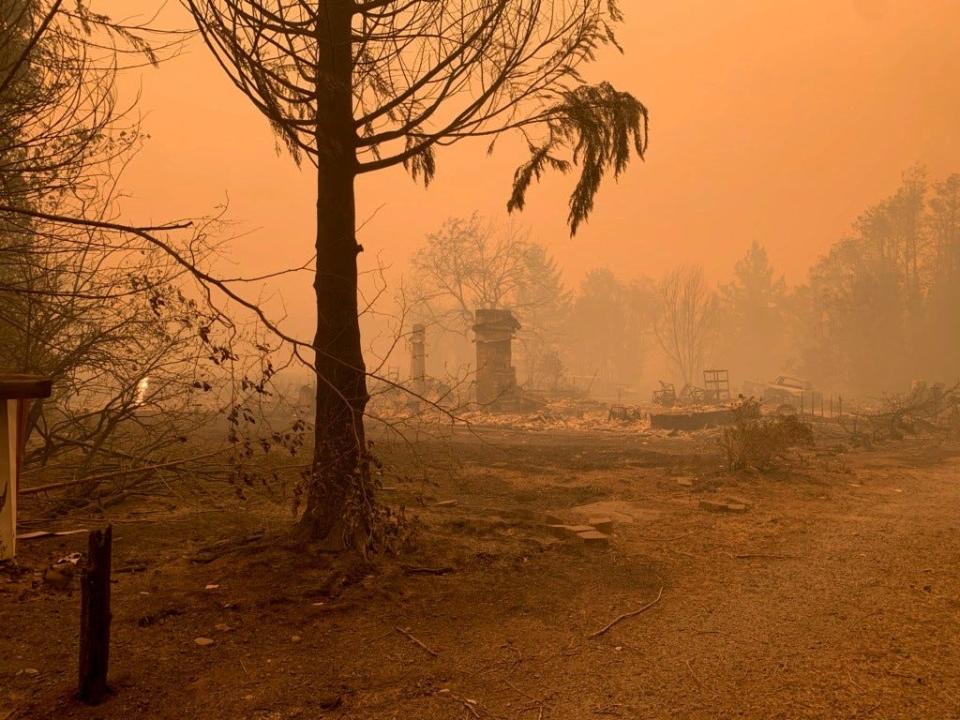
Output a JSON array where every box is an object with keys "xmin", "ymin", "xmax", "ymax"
[{"xmin": 3, "ymin": 425, "xmax": 960, "ymax": 719}]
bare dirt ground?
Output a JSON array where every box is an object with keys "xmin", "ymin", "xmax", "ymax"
[{"xmin": 3, "ymin": 424, "xmax": 960, "ymax": 719}]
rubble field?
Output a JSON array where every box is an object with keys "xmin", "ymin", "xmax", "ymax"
[{"xmin": 3, "ymin": 423, "xmax": 960, "ymax": 719}]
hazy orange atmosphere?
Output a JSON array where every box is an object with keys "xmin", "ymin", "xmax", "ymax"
[
  {"xmin": 8, "ymin": 3, "xmax": 960, "ymax": 718},
  {"xmin": 116, "ymin": 0, "xmax": 960, "ymax": 339}
]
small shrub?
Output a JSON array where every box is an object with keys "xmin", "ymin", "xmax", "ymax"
[{"xmin": 721, "ymin": 398, "xmax": 814, "ymax": 472}]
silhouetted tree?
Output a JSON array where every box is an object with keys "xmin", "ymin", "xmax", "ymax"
[
  {"xmin": 0, "ymin": 2, "xmax": 203, "ymax": 461},
  {"xmin": 186, "ymin": 0, "xmax": 649, "ymax": 547},
  {"xmin": 716, "ymin": 242, "xmax": 788, "ymax": 382},
  {"xmin": 513, "ymin": 242, "xmax": 570, "ymax": 389},
  {"xmin": 412, "ymin": 215, "xmax": 537, "ymax": 330},
  {"xmin": 410, "ymin": 215, "xmax": 568, "ymax": 387},
  {"xmin": 795, "ymin": 169, "xmax": 928, "ymax": 392},
  {"xmin": 653, "ymin": 265, "xmax": 716, "ymax": 388},
  {"xmin": 563, "ymin": 269, "xmax": 653, "ymax": 391},
  {"xmin": 0, "ymin": 4, "xmax": 279, "ymax": 496},
  {"xmin": 925, "ymin": 174, "xmax": 960, "ymax": 379}
]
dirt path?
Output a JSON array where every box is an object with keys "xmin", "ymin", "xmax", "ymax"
[{"xmin": 3, "ymin": 431, "xmax": 960, "ymax": 719}]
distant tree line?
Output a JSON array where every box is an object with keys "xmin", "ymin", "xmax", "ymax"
[
  {"xmin": 795, "ymin": 168, "xmax": 960, "ymax": 393},
  {"xmin": 414, "ymin": 169, "xmax": 960, "ymax": 399}
]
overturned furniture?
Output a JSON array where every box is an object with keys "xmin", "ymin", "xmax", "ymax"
[
  {"xmin": 653, "ymin": 381, "xmax": 677, "ymax": 407},
  {"xmin": 473, "ymin": 309, "xmax": 521, "ymax": 409},
  {"xmin": 1, "ymin": 374, "xmax": 53, "ymax": 560},
  {"xmin": 608, "ymin": 405, "xmax": 644, "ymax": 422},
  {"xmin": 678, "ymin": 383, "xmax": 707, "ymax": 405}
]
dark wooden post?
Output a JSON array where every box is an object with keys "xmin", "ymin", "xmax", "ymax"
[{"xmin": 79, "ymin": 526, "xmax": 112, "ymax": 704}]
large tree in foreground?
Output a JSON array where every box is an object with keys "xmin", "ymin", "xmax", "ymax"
[{"xmin": 186, "ymin": 0, "xmax": 648, "ymax": 547}]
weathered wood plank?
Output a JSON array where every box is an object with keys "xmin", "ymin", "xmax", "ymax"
[{"xmin": 0, "ymin": 374, "xmax": 52, "ymax": 399}]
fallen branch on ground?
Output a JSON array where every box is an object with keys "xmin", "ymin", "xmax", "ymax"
[
  {"xmin": 588, "ymin": 586, "xmax": 664, "ymax": 638},
  {"xmin": 189, "ymin": 531, "xmax": 265, "ymax": 564},
  {"xmin": 20, "ymin": 449, "xmax": 228, "ymax": 496},
  {"xmin": 309, "ymin": 602, "xmax": 355, "ymax": 614},
  {"xmin": 396, "ymin": 626, "xmax": 439, "ymax": 657},
  {"xmin": 401, "ymin": 565, "xmax": 456, "ymax": 576},
  {"xmin": 436, "ymin": 690, "xmax": 483, "ymax": 719},
  {"xmin": 17, "ymin": 528, "xmax": 88, "ymax": 540}
]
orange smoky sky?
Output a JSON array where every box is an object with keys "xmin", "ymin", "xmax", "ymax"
[{"xmin": 113, "ymin": 0, "xmax": 960, "ymax": 339}]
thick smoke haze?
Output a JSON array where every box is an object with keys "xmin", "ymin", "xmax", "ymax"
[
  {"xmin": 114, "ymin": 0, "xmax": 960, "ymax": 342},
  {"xmin": 5, "ymin": 6, "xmax": 960, "ymax": 716}
]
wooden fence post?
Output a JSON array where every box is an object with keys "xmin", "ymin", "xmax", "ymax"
[{"xmin": 79, "ymin": 526, "xmax": 112, "ymax": 704}]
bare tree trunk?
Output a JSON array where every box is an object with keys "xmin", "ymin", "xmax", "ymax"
[{"xmin": 301, "ymin": 3, "xmax": 372, "ymax": 547}]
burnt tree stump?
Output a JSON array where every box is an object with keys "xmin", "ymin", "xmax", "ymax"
[{"xmin": 78, "ymin": 526, "xmax": 112, "ymax": 704}]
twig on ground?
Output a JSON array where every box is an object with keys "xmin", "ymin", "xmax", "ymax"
[
  {"xmin": 17, "ymin": 528, "xmax": 88, "ymax": 540},
  {"xmin": 396, "ymin": 626, "xmax": 439, "ymax": 657},
  {"xmin": 459, "ymin": 698, "xmax": 481, "ymax": 719},
  {"xmin": 846, "ymin": 669, "xmax": 863, "ymax": 692},
  {"xmin": 504, "ymin": 678, "xmax": 552, "ymax": 714},
  {"xmin": 190, "ymin": 531, "xmax": 265, "ymax": 564},
  {"xmin": 401, "ymin": 564, "xmax": 457, "ymax": 575},
  {"xmin": 588, "ymin": 586, "xmax": 664, "ymax": 638},
  {"xmin": 437, "ymin": 690, "xmax": 481, "ymax": 719},
  {"xmin": 311, "ymin": 602, "xmax": 355, "ymax": 614},
  {"xmin": 594, "ymin": 704, "xmax": 624, "ymax": 716},
  {"xmin": 733, "ymin": 553, "xmax": 799, "ymax": 560}
]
